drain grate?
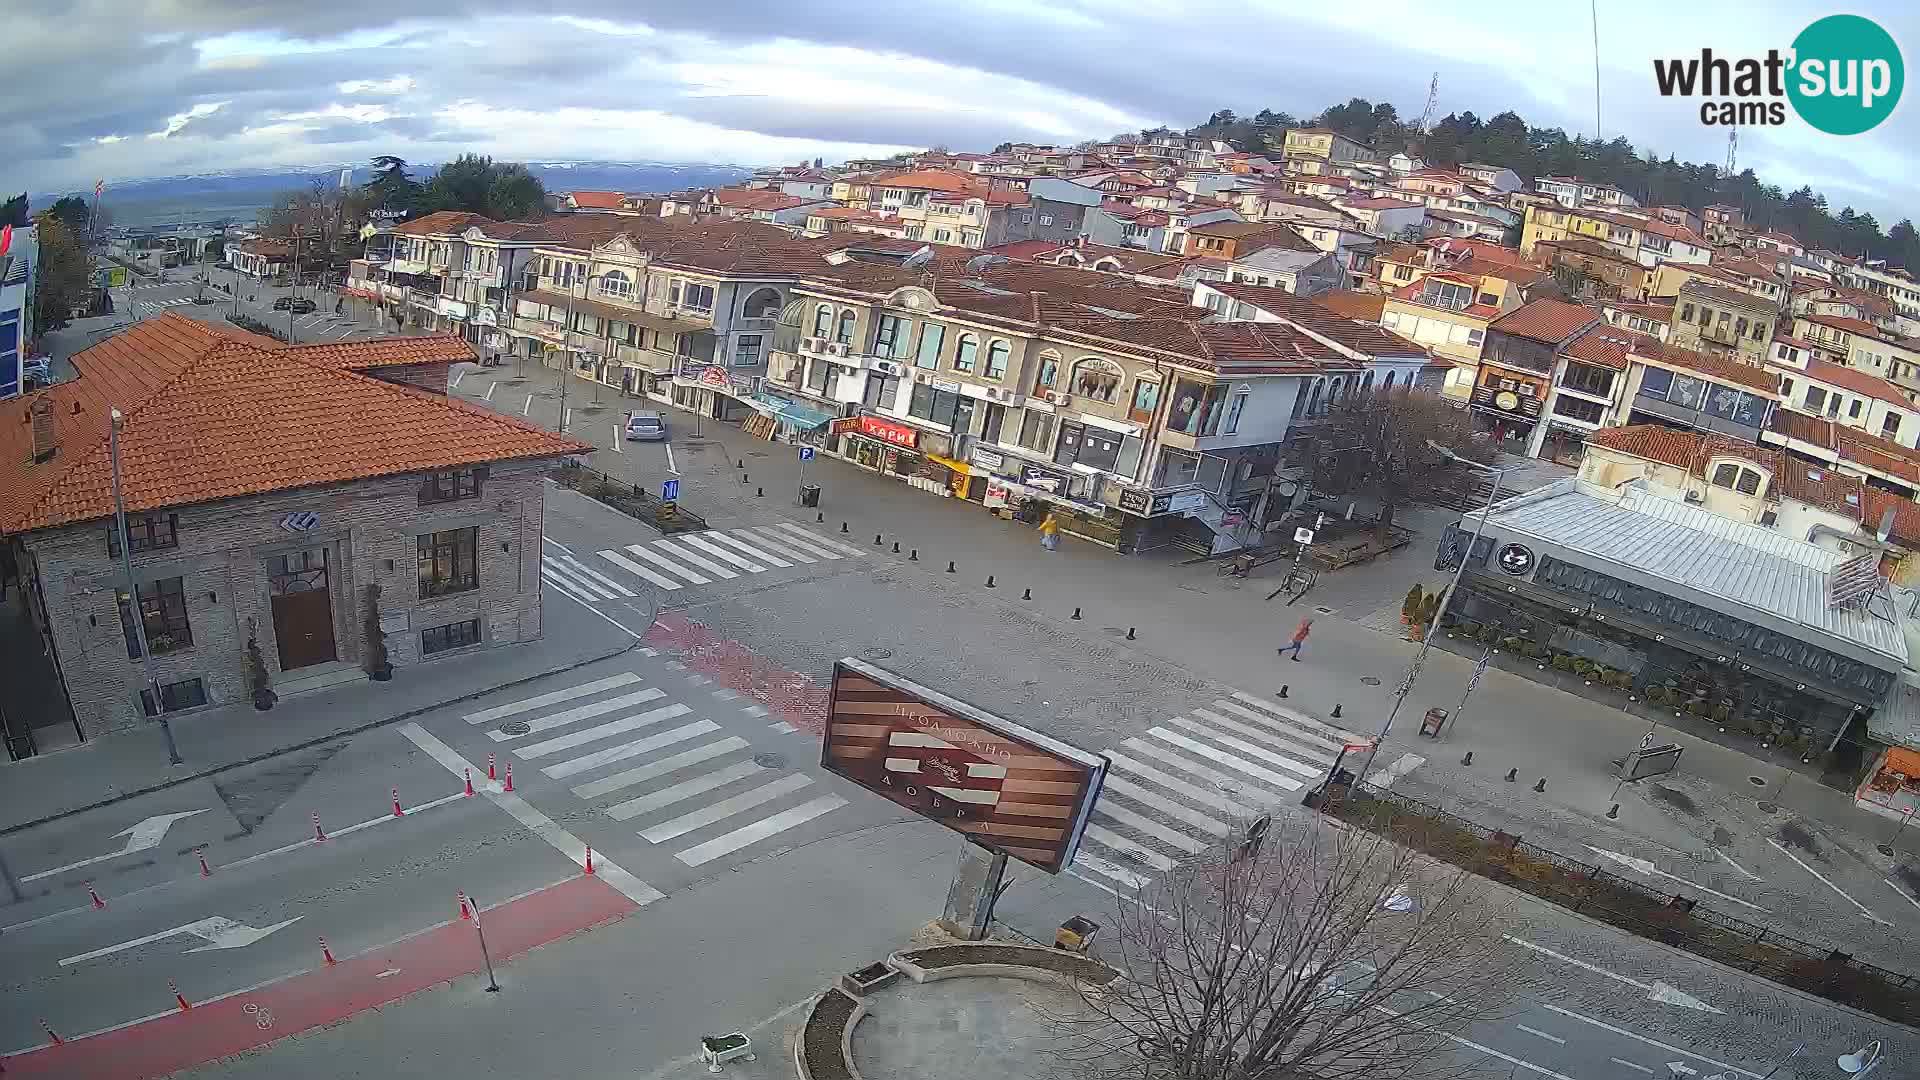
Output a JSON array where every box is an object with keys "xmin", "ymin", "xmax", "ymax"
[
  {"xmin": 753, "ymin": 753, "xmax": 786, "ymax": 769},
  {"xmin": 1360, "ymin": 676, "xmax": 1381, "ymax": 686},
  {"xmin": 1314, "ymin": 605, "xmax": 1336, "ymax": 615},
  {"xmin": 500, "ymin": 720, "xmax": 531, "ymax": 736},
  {"xmin": 1747, "ymin": 775, "xmax": 1768, "ymax": 787}
]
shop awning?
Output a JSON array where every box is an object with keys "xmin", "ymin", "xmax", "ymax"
[{"xmin": 749, "ymin": 393, "xmax": 834, "ymax": 431}]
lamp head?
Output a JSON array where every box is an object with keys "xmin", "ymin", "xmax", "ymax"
[{"xmin": 1839, "ymin": 1041, "xmax": 1882, "ymax": 1074}]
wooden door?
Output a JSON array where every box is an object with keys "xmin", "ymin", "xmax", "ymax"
[{"xmin": 269, "ymin": 548, "xmax": 337, "ymax": 671}]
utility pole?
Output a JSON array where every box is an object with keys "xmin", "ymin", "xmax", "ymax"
[{"xmin": 110, "ymin": 408, "xmax": 183, "ymax": 767}]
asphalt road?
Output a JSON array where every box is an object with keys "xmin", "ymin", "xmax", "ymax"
[{"xmin": 107, "ymin": 262, "xmax": 386, "ymax": 343}]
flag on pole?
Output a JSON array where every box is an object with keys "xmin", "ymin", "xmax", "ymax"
[
  {"xmin": 0, "ymin": 225, "xmax": 11, "ymax": 259},
  {"xmin": 94, "ymin": 180, "xmax": 105, "ymax": 200}
]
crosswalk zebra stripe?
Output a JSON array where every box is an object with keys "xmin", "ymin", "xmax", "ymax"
[
  {"xmin": 768, "ymin": 522, "xmax": 867, "ymax": 558},
  {"xmin": 1224, "ymin": 694, "xmax": 1364, "ymax": 745},
  {"xmin": 1190, "ymin": 708, "xmax": 1336, "ymax": 767},
  {"xmin": 679, "ymin": 534, "xmax": 767, "ymax": 573},
  {"xmin": 486, "ymin": 688, "xmax": 666, "ymax": 742},
  {"xmin": 597, "ymin": 549, "xmax": 685, "ymax": 591},
  {"xmin": 1103, "ymin": 751, "xmax": 1250, "ymax": 815},
  {"xmin": 540, "ymin": 720, "xmax": 720, "ymax": 780},
  {"xmin": 1073, "ymin": 854, "xmax": 1151, "ymax": 891},
  {"xmin": 1159, "ymin": 719, "xmax": 1320, "ymax": 782},
  {"xmin": 569, "ymin": 737, "xmax": 750, "ymax": 799},
  {"xmin": 554, "ymin": 554, "xmax": 637, "ymax": 597},
  {"xmin": 1084, "ymin": 824, "xmax": 1177, "ymax": 872},
  {"xmin": 699, "ymin": 530, "xmax": 791, "ymax": 567},
  {"xmin": 746, "ymin": 525, "xmax": 842, "ymax": 561},
  {"xmin": 464, "ymin": 673, "xmax": 643, "ymax": 725},
  {"xmin": 730, "ymin": 528, "xmax": 817, "ymax": 563},
  {"xmin": 639, "ymin": 772, "xmax": 815, "ymax": 843},
  {"xmin": 651, "ymin": 538, "xmax": 738, "ymax": 579},
  {"xmin": 1092, "ymin": 799, "xmax": 1208, "ymax": 854},
  {"xmin": 542, "ymin": 557, "xmax": 617, "ymax": 600},
  {"xmin": 1203, "ymin": 701, "xmax": 1345, "ymax": 760},
  {"xmin": 605, "ymin": 759, "xmax": 763, "ymax": 820},
  {"xmin": 620, "ymin": 543, "xmax": 712, "ymax": 584},
  {"xmin": 1136, "ymin": 731, "xmax": 1303, "ymax": 793},
  {"xmin": 542, "ymin": 569, "xmax": 601, "ymax": 605},
  {"xmin": 1100, "ymin": 776, "xmax": 1231, "ymax": 837},
  {"xmin": 516, "ymin": 703, "xmax": 694, "ymax": 759},
  {"xmin": 675, "ymin": 795, "xmax": 846, "ymax": 867}
]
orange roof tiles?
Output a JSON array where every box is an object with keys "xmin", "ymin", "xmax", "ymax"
[
  {"xmin": 286, "ymin": 336, "xmax": 473, "ymax": 371},
  {"xmin": 1488, "ymin": 298, "xmax": 1600, "ymax": 344},
  {"xmin": 1312, "ymin": 289, "xmax": 1386, "ymax": 322},
  {"xmin": 870, "ymin": 169, "xmax": 983, "ymax": 195},
  {"xmin": 713, "ymin": 188, "xmax": 812, "ymax": 212},
  {"xmin": 395, "ymin": 211, "xmax": 493, "ymax": 236},
  {"xmin": 1630, "ymin": 339, "xmax": 1779, "ymax": 393},
  {"xmin": 1587, "ymin": 424, "xmax": 1777, "ymax": 477},
  {"xmin": 0, "ymin": 314, "xmax": 588, "ymax": 535},
  {"xmin": 1802, "ymin": 357, "xmax": 1914, "ymax": 406},
  {"xmin": 1562, "ymin": 326, "xmax": 1655, "ymax": 370},
  {"xmin": 567, "ymin": 190, "xmax": 627, "ymax": 209}
]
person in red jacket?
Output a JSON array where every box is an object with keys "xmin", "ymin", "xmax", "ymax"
[{"xmin": 1277, "ymin": 617, "xmax": 1312, "ymax": 661}]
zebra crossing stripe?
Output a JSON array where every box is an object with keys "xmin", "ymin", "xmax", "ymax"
[
  {"xmin": 542, "ymin": 569, "xmax": 600, "ymax": 605},
  {"xmin": 730, "ymin": 528, "xmax": 816, "ymax": 563},
  {"xmin": 679, "ymin": 534, "xmax": 767, "ymax": 573},
  {"xmin": 699, "ymin": 530, "xmax": 791, "ymax": 567},
  {"xmin": 540, "ymin": 720, "xmax": 720, "ymax": 780},
  {"xmin": 1103, "ymin": 752, "xmax": 1249, "ymax": 815},
  {"xmin": 554, "ymin": 554, "xmax": 637, "ymax": 597},
  {"xmin": 464, "ymin": 673, "xmax": 643, "ymax": 724},
  {"xmin": 620, "ymin": 543, "xmax": 711, "ymax": 585},
  {"xmin": 1137, "ymin": 731, "xmax": 1303, "ymax": 793},
  {"xmin": 1100, "ymin": 776, "xmax": 1231, "ymax": 836},
  {"xmin": 542, "ymin": 557, "xmax": 616, "ymax": 600},
  {"xmin": 605, "ymin": 759, "xmax": 763, "ymax": 820},
  {"xmin": 1161, "ymin": 718, "xmax": 1321, "ymax": 781},
  {"xmin": 1084, "ymin": 824, "xmax": 1176, "ymax": 872},
  {"xmin": 1093, "ymin": 799, "xmax": 1208, "ymax": 854},
  {"xmin": 639, "ymin": 772, "xmax": 814, "ymax": 843},
  {"xmin": 1074, "ymin": 853, "xmax": 1151, "ymax": 891},
  {"xmin": 1190, "ymin": 708, "xmax": 1335, "ymax": 767},
  {"xmin": 746, "ymin": 525, "xmax": 841, "ymax": 561},
  {"xmin": 570, "ymin": 737, "xmax": 750, "ymax": 799},
  {"xmin": 651, "ymin": 538, "xmax": 738, "ymax": 579},
  {"xmin": 1203, "ymin": 701, "xmax": 1344, "ymax": 760},
  {"xmin": 1225, "ymin": 693, "xmax": 1364, "ymax": 745},
  {"xmin": 768, "ymin": 522, "xmax": 867, "ymax": 558},
  {"xmin": 486, "ymin": 688, "xmax": 666, "ymax": 741},
  {"xmin": 517, "ymin": 703, "xmax": 695, "ymax": 759},
  {"xmin": 597, "ymin": 549, "xmax": 684, "ymax": 592},
  {"xmin": 675, "ymin": 795, "xmax": 845, "ymax": 867}
]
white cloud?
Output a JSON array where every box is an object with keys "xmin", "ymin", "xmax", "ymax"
[
  {"xmin": 338, "ymin": 74, "xmax": 415, "ymax": 95},
  {"xmin": 277, "ymin": 102, "xmax": 401, "ymax": 123},
  {"xmin": 150, "ymin": 100, "xmax": 229, "ymax": 139}
]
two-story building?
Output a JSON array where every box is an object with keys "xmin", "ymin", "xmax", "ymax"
[
  {"xmin": 1670, "ymin": 280, "xmax": 1776, "ymax": 361},
  {"xmin": 1475, "ymin": 299, "xmax": 1602, "ymax": 452},
  {"xmin": 1281, "ymin": 128, "xmax": 1378, "ymax": 168},
  {"xmin": 1614, "ymin": 338, "xmax": 1780, "ymax": 440},
  {"xmin": 1769, "ymin": 344, "xmax": 1919, "ymax": 447}
]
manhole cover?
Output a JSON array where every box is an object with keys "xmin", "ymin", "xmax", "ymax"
[
  {"xmin": 859, "ymin": 647, "xmax": 895, "ymax": 661},
  {"xmin": 500, "ymin": 720, "xmax": 531, "ymax": 736},
  {"xmin": 1747, "ymin": 775, "xmax": 1768, "ymax": 787},
  {"xmin": 1315, "ymin": 605, "xmax": 1335, "ymax": 615},
  {"xmin": 1360, "ymin": 676, "xmax": 1381, "ymax": 686},
  {"xmin": 753, "ymin": 753, "xmax": 786, "ymax": 769}
]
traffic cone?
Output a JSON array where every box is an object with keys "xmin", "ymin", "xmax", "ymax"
[
  {"xmin": 458, "ymin": 891, "xmax": 473, "ymax": 921},
  {"xmin": 464, "ymin": 768, "xmax": 475, "ymax": 797},
  {"xmin": 584, "ymin": 845, "xmax": 596, "ymax": 875},
  {"xmin": 320, "ymin": 936, "xmax": 336, "ymax": 965},
  {"xmin": 312, "ymin": 812, "xmax": 327, "ymax": 842},
  {"xmin": 487, "ymin": 752, "xmax": 497, "ymax": 781},
  {"xmin": 197, "ymin": 849, "xmax": 213, "ymax": 878},
  {"xmin": 392, "ymin": 787, "xmax": 404, "ymax": 818},
  {"xmin": 503, "ymin": 761, "xmax": 514, "ymax": 792},
  {"xmin": 86, "ymin": 882, "xmax": 106, "ymax": 909},
  {"xmin": 171, "ymin": 979, "xmax": 192, "ymax": 1011}
]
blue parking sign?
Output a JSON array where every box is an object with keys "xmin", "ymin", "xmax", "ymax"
[
  {"xmin": 798, "ymin": 447, "xmax": 815, "ymax": 462},
  {"xmin": 662, "ymin": 478, "xmax": 680, "ymax": 502}
]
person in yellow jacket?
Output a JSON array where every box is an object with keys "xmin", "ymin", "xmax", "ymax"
[{"xmin": 1039, "ymin": 512, "xmax": 1061, "ymax": 551}]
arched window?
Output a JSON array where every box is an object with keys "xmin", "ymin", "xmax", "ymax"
[
  {"xmin": 597, "ymin": 270, "xmax": 633, "ymax": 299},
  {"xmin": 1306, "ymin": 379, "xmax": 1324, "ymax": 415},
  {"xmin": 1071, "ymin": 357, "xmax": 1124, "ymax": 402},
  {"xmin": 1034, "ymin": 350, "xmax": 1061, "ymax": 389},
  {"xmin": 812, "ymin": 304, "xmax": 833, "ymax": 337},
  {"xmin": 835, "ymin": 309, "xmax": 857, "ymax": 345},
  {"xmin": 954, "ymin": 334, "xmax": 979, "ymax": 373},
  {"xmin": 741, "ymin": 287, "xmax": 783, "ymax": 320},
  {"xmin": 1362, "ymin": 371, "xmax": 1375, "ymax": 394},
  {"xmin": 1383, "ymin": 371, "xmax": 1397, "ymax": 391},
  {"xmin": 985, "ymin": 340, "xmax": 1010, "ymax": 379}
]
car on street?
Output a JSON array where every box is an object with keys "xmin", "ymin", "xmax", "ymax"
[
  {"xmin": 272, "ymin": 297, "xmax": 316, "ymax": 313},
  {"xmin": 625, "ymin": 411, "xmax": 668, "ymax": 441}
]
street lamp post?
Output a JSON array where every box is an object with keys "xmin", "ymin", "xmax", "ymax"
[
  {"xmin": 1350, "ymin": 442, "xmax": 1505, "ymax": 787},
  {"xmin": 559, "ymin": 263, "xmax": 604, "ymax": 436},
  {"xmin": 109, "ymin": 408, "xmax": 183, "ymax": 767}
]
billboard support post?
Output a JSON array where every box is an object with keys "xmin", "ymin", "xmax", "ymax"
[{"xmin": 940, "ymin": 841, "xmax": 1009, "ymax": 941}]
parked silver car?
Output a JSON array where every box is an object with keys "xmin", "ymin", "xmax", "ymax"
[{"xmin": 624, "ymin": 411, "xmax": 668, "ymax": 441}]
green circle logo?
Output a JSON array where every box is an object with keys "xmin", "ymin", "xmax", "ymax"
[{"xmin": 1788, "ymin": 15, "xmax": 1903, "ymax": 135}]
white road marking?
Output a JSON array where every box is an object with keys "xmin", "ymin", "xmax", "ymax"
[
  {"xmin": 765, "ymin": 522, "xmax": 866, "ymax": 558},
  {"xmin": 663, "ymin": 443, "xmax": 678, "ymax": 474},
  {"xmin": 543, "ymin": 564, "xmax": 610, "ymax": 602},
  {"xmin": 1885, "ymin": 877, "xmax": 1920, "ymax": 912},
  {"xmin": 731, "ymin": 528, "xmax": 817, "ymax": 563},
  {"xmin": 1364, "ymin": 752, "xmax": 1426, "ymax": 789},
  {"xmin": 1101, "ymin": 776, "xmax": 1230, "ymax": 836},
  {"xmin": 618, "ymin": 543, "xmax": 712, "ymax": 585},
  {"xmin": 640, "ymin": 773, "xmax": 815, "ymax": 843},
  {"xmin": 1083, "ymin": 824, "xmax": 1177, "ymax": 872},
  {"xmin": 1514, "ymin": 1025, "xmax": 1565, "ymax": 1045},
  {"xmin": 651, "ymin": 538, "xmax": 738, "ymax": 579},
  {"xmin": 1073, "ymin": 854, "xmax": 1151, "ymax": 891},
  {"xmin": 516, "ymin": 703, "xmax": 695, "ymax": 760},
  {"xmin": 22, "ymin": 810, "xmax": 211, "ymax": 882},
  {"xmin": 605, "ymin": 760, "xmax": 762, "ymax": 821},
  {"xmin": 768, "ymin": 721, "xmax": 797, "ymax": 734},
  {"xmin": 1503, "ymin": 936, "xmax": 1720, "ymax": 1013},
  {"xmin": 1225, "ymin": 692, "xmax": 1364, "ymax": 744},
  {"xmin": 700, "ymin": 530, "xmax": 791, "ymax": 567},
  {"xmin": 564, "ymin": 408, "xmax": 572, "ymax": 428},
  {"xmin": 597, "ymin": 548, "xmax": 685, "ymax": 591},
  {"xmin": 1115, "ymin": 741, "xmax": 1285, "ymax": 806},
  {"xmin": 1715, "ymin": 849, "xmax": 1762, "ymax": 881},
  {"xmin": 399, "ymin": 723, "xmax": 663, "ymax": 906},
  {"xmin": 60, "ymin": 916, "xmax": 304, "ymax": 967},
  {"xmin": 450, "ymin": 368, "xmax": 466, "ymax": 388},
  {"xmin": 570, "ymin": 737, "xmax": 750, "ymax": 799},
  {"xmin": 1104, "ymin": 750, "xmax": 1249, "ymax": 814},
  {"xmin": 1764, "ymin": 838, "xmax": 1892, "ymax": 925},
  {"xmin": 464, "ymin": 672, "xmax": 642, "ymax": 725},
  {"xmin": 541, "ymin": 720, "xmax": 721, "ymax": 780},
  {"xmin": 750, "ymin": 525, "xmax": 844, "ymax": 561},
  {"xmin": 553, "ymin": 554, "xmax": 635, "ymax": 597},
  {"xmin": 1609, "ymin": 1059, "xmax": 1654, "ymax": 1075},
  {"xmin": 483, "ymin": 381, "xmax": 498, "ymax": 402},
  {"xmin": 674, "ymin": 795, "xmax": 845, "ymax": 866},
  {"xmin": 1151, "ymin": 724, "xmax": 1312, "ymax": 786},
  {"xmin": 680, "ymin": 533, "xmax": 767, "ymax": 573},
  {"xmin": 1537, "ymin": 1005, "xmax": 1762, "ymax": 1078},
  {"xmin": 522, "ymin": 394, "xmax": 533, "ymax": 416},
  {"xmin": 1588, "ymin": 847, "xmax": 1768, "ymax": 912},
  {"xmin": 485, "ymin": 688, "xmax": 666, "ymax": 741},
  {"xmin": 1093, "ymin": 800, "xmax": 1206, "ymax": 854},
  {"xmin": 1190, "ymin": 707, "xmax": 1334, "ymax": 764},
  {"xmin": 541, "ymin": 557, "xmax": 618, "ymax": 599},
  {"xmin": 542, "ymin": 535, "xmax": 576, "ymax": 556}
]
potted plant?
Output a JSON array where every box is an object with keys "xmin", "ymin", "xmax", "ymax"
[
  {"xmin": 245, "ymin": 620, "xmax": 277, "ymax": 711},
  {"xmin": 364, "ymin": 583, "xmax": 393, "ymax": 682},
  {"xmin": 1402, "ymin": 584, "xmax": 1423, "ymax": 627}
]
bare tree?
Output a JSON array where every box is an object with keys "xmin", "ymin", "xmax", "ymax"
[
  {"xmin": 1321, "ymin": 386, "xmax": 1494, "ymax": 540},
  {"xmin": 1043, "ymin": 817, "xmax": 1525, "ymax": 1080}
]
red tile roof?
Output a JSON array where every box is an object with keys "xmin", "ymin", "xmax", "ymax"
[
  {"xmin": 870, "ymin": 169, "xmax": 983, "ymax": 195},
  {"xmin": 1202, "ymin": 284, "xmax": 1424, "ymax": 356},
  {"xmin": 1630, "ymin": 339, "xmax": 1779, "ymax": 393},
  {"xmin": 286, "ymin": 336, "xmax": 473, "ymax": 371},
  {"xmin": 1488, "ymin": 298, "xmax": 1600, "ymax": 344},
  {"xmin": 0, "ymin": 313, "xmax": 588, "ymax": 535},
  {"xmin": 713, "ymin": 188, "xmax": 811, "ymax": 212},
  {"xmin": 395, "ymin": 211, "xmax": 494, "ymax": 236},
  {"xmin": 1342, "ymin": 197, "xmax": 1423, "ymax": 211},
  {"xmin": 1312, "ymin": 289, "xmax": 1386, "ymax": 322},
  {"xmin": 1562, "ymin": 326, "xmax": 1655, "ymax": 370},
  {"xmin": 1801, "ymin": 357, "xmax": 1914, "ymax": 406},
  {"xmin": 567, "ymin": 190, "xmax": 627, "ymax": 210},
  {"xmin": 1586, "ymin": 425, "xmax": 1772, "ymax": 475}
]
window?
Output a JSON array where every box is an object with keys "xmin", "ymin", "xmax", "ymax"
[
  {"xmin": 953, "ymin": 334, "xmax": 978, "ymax": 373},
  {"xmin": 1039, "ymin": 214, "xmax": 1053, "ymax": 226},
  {"xmin": 811, "ymin": 305, "xmax": 833, "ymax": 337},
  {"xmin": 1550, "ymin": 394, "xmax": 1607, "ymax": 423},
  {"xmin": 933, "ymin": 229, "xmax": 953, "ymax": 243},
  {"xmin": 1735, "ymin": 470, "xmax": 1762, "ymax": 495},
  {"xmin": 985, "ymin": 340, "xmax": 1009, "ymax": 379},
  {"xmin": 805, "ymin": 356, "xmax": 832, "ymax": 394},
  {"xmin": 733, "ymin": 334, "xmax": 764, "ymax": 367},
  {"xmin": 107, "ymin": 513, "xmax": 179, "ymax": 556},
  {"xmin": 1071, "ymin": 357, "xmax": 1124, "ymax": 402},
  {"xmin": 1778, "ymin": 345, "xmax": 1800, "ymax": 365},
  {"xmin": 915, "ymin": 323, "xmax": 946, "ymax": 370},
  {"xmin": 419, "ymin": 468, "xmax": 483, "ymax": 505},
  {"xmin": 1751, "ymin": 319, "xmax": 1767, "ymax": 340},
  {"xmin": 418, "ymin": 528, "xmax": 479, "ymax": 599},
  {"xmin": 1033, "ymin": 351, "xmax": 1059, "ymax": 389},
  {"xmin": 907, "ymin": 383, "xmax": 961, "ymax": 427},
  {"xmin": 141, "ymin": 677, "xmax": 207, "ymax": 716},
  {"xmin": 1734, "ymin": 317, "xmax": 1749, "ymax": 339},
  {"xmin": 421, "ymin": 618, "xmax": 483, "ymax": 655},
  {"xmin": 1781, "ymin": 378, "xmax": 1794, "ymax": 398},
  {"xmin": 1017, "ymin": 409, "xmax": 1055, "ymax": 453},
  {"xmin": 1803, "ymin": 385, "xmax": 1827, "ymax": 412},
  {"xmin": 598, "ymin": 271, "xmax": 634, "ymax": 299},
  {"xmin": 1639, "ymin": 367, "xmax": 1673, "ymax": 398},
  {"xmin": 1711, "ymin": 463, "xmax": 1740, "ymax": 488},
  {"xmin": 863, "ymin": 374, "xmax": 900, "ymax": 411},
  {"xmin": 835, "ymin": 310, "xmax": 857, "ymax": 345},
  {"xmin": 1021, "ymin": 214, "xmax": 1033, "ymax": 225},
  {"xmin": 1884, "ymin": 413, "xmax": 1903, "ymax": 439},
  {"xmin": 1130, "ymin": 379, "xmax": 1161, "ymax": 417},
  {"xmin": 1849, "ymin": 399, "xmax": 1863, "ymax": 419},
  {"xmin": 121, "ymin": 576, "xmax": 192, "ymax": 657},
  {"xmin": 1223, "ymin": 392, "xmax": 1248, "ymax": 434},
  {"xmin": 874, "ymin": 314, "xmax": 911, "ymax": 359}
]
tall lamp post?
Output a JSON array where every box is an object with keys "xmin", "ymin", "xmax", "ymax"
[
  {"xmin": 558, "ymin": 263, "xmax": 605, "ymax": 436},
  {"xmin": 1349, "ymin": 441, "xmax": 1505, "ymax": 787},
  {"xmin": 109, "ymin": 408, "xmax": 184, "ymax": 766}
]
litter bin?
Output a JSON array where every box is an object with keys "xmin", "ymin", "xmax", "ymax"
[
  {"xmin": 1418, "ymin": 707, "xmax": 1447, "ymax": 739},
  {"xmin": 1056, "ymin": 915, "xmax": 1100, "ymax": 953},
  {"xmin": 799, "ymin": 484, "xmax": 821, "ymax": 508}
]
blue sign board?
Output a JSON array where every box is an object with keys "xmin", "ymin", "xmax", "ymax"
[
  {"xmin": 798, "ymin": 447, "xmax": 815, "ymax": 462},
  {"xmin": 661, "ymin": 478, "xmax": 680, "ymax": 502}
]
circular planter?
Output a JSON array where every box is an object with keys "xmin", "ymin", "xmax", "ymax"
[{"xmin": 369, "ymin": 667, "xmax": 394, "ymax": 683}]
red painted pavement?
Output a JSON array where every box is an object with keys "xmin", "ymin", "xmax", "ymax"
[
  {"xmin": 4, "ymin": 874, "xmax": 637, "ymax": 1079},
  {"xmin": 647, "ymin": 611, "xmax": 830, "ymax": 733}
]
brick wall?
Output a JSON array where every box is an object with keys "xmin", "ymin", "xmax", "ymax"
[
  {"xmin": 365, "ymin": 362, "xmax": 450, "ymax": 395},
  {"xmin": 21, "ymin": 460, "xmax": 550, "ymax": 739}
]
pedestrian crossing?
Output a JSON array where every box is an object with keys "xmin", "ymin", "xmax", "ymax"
[
  {"xmin": 461, "ymin": 670, "xmax": 846, "ymax": 868},
  {"xmin": 132, "ymin": 298, "xmax": 195, "ymax": 318},
  {"xmin": 1070, "ymin": 691, "xmax": 1424, "ymax": 893},
  {"xmin": 540, "ymin": 523, "xmax": 866, "ymax": 604}
]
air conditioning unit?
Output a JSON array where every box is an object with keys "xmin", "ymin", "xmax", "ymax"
[
  {"xmin": 827, "ymin": 342, "xmax": 850, "ymax": 357},
  {"xmin": 982, "ymin": 386, "xmax": 1000, "ymax": 400},
  {"xmin": 1045, "ymin": 390, "xmax": 1072, "ymax": 406},
  {"xmin": 800, "ymin": 337, "xmax": 823, "ymax": 353},
  {"xmin": 1759, "ymin": 508, "xmax": 1779, "ymax": 527},
  {"xmin": 870, "ymin": 359, "xmax": 903, "ymax": 377},
  {"xmin": 1683, "ymin": 489, "xmax": 1704, "ymax": 504}
]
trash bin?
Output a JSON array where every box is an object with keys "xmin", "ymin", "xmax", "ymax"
[
  {"xmin": 1056, "ymin": 915, "xmax": 1100, "ymax": 953},
  {"xmin": 799, "ymin": 484, "xmax": 821, "ymax": 508}
]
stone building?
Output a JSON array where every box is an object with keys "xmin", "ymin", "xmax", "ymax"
[{"xmin": 0, "ymin": 313, "xmax": 588, "ymax": 754}]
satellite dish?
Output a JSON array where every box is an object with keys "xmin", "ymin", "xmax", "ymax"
[
  {"xmin": 900, "ymin": 244, "xmax": 935, "ymax": 270},
  {"xmin": 964, "ymin": 254, "xmax": 1010, "ymax": 274}
]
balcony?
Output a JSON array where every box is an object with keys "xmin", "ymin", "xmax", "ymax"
[
  {"xmin": 408, "ymin": 287, "xmax": 439, "ymax": 308},
  {"xmin": 615, "ymin": 343, "xmax": 674, "ymax": 372}
]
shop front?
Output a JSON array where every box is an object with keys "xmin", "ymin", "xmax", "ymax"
[
  {"xmin": 672, "ymin": 363, "xmax": 759, "ymax": 423},
  {"xmin": 1468, "ymin": 363, "xmax": 1546, "ymax": 452},
  {"xmin": 841, "ymin": 414, "xmax": 925, "ymax": 479}
]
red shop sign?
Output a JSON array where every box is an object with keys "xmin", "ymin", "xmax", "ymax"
[{"xmin": 859, "ymin": 415, "xmax": 919, "ymax": 449}]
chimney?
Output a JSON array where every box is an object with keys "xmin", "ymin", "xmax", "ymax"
[{"xmin": 28, "ymin": 397, "xmax": 55, "ymax": 463}]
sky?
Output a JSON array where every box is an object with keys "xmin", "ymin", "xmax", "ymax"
[{"xmin": 4, "ymin": 1, "xmax": 1915, "ymax": 225}]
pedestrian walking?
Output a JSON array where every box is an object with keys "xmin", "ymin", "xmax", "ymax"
[
  {"xmin": 1278, "ymin": 617, "xmax": 1312, "ymax": 661},
  {"xmin": 1039, "ymin": 512, "xmax": 1061, "ymax": 552}
]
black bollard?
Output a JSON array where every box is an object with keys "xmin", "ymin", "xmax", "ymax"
[
  {"xmin": 946, "ymin": 560, "xmax": 956, "ymax": 573},
  {"xmin": 756, "ymin": 487, "xmax": 764, "ymax": 497},
  {"xmin": 1071, "ymin": 607, "xmax": 1082, "ymax": 620},
  {"xmin": 737, "ymin": 459, "xmax": 745, "ymax": 468},
  {"xmin": 874, "ymin": 534, "xmax": 882, "ymax": 546},
  {"xmin": 742, "ymin": 474, "xmax": 749, "ymax": 484},
  {"xmin": 817, "ymin": 512, "xmax": 825, "ymax": 522},
  {"xmin": 1331, "ymin": 703, "xmax": 1342, "ymax": 718},
  {"xmin": 909, "ymin": 549, "xmax": 918, "ymax": 561},
  {"xmin": 841, "ymin": 522, "xmax": 850, "ymax": 534},
  {"xmin": 1021, "ymin": 588, "xmax": 1032, "ymax": 600},
  {"xmin": 892, "ymin": 541, "xmax": 900, "ymax": 553},
  {"xmin": 1532, "ymin": 777, "xmax": 1546, "ymax": 793},
  {"xmin": 985, "ymin": 575, "xmax": 996, "ymax": 588},
  {"xmin": 1504, "ymin": 768, "xmax": 1518, "ymax": 783},
  {"xmin": 1606, "ymin": 803, "xmax": 1620, "ymax": 820},
  {"xmin": 1126, "ymin": 627, "xmax": 1136, "ymax": 640},
  {"xmin": 1460, "ymin": 751, "xmax": 1473, "ymax": 766}
]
